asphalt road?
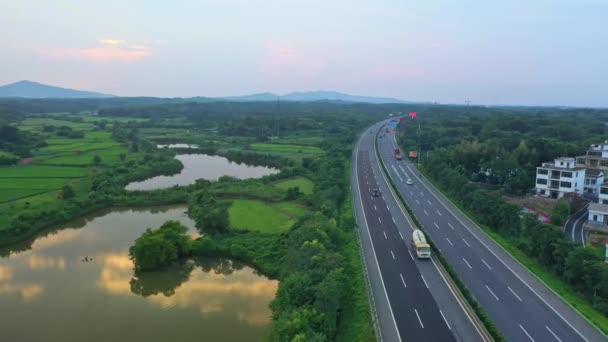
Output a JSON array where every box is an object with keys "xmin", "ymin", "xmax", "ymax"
[
  {"xmin": 564, "ymin": 204, "xmax": 590, "ymax": 245},
  {"xmin": 351, "ymin": 123, "xmax": 484, "ymax": 342},
  {"xmin": 377, "ymin": 124, "xmax": 607, "ymax": 342}
]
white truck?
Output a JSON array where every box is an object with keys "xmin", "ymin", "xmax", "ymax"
[{"xmin": 411, "ymin": 229, "xmax": 431, "ymax": 259}]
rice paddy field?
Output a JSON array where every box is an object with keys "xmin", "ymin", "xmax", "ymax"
[{"xmin": 228, "ymin": 199, "xmax": 309, "ymax": 233}]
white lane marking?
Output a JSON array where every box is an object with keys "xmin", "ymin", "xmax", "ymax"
[
  {"xmin": 420, "ymin": 192, "xmax": 425, "ymax": 196},
  {"xmin": 434, "ymin": 222, "xmax": 440, "ymax": 229},
  {"xmin": 414, "ymin": 309, "xmax": 424, "ymax": 328},
  {"xmin": 391, "ymin": 250, "xmax": 395, "ymax": 260},
  {"xmin": 409, "ymin": 191, "xmax": 413, "ymax": 196},
  {"xmin": 448, "ymin": 222, "xmax": 455, "ymax": 230},
  {"xmin": 440, "ymin": 310, "xmax": 451, "ymax": 330},
  {"xmin": 378, "ymin": 217, "xmax": 382, "ymax": 224},
  {"xmin": 481, "ymin": 258, "xmax": 492, "ymax": 270},
  {"xmin": 354, "ymin": 145, "xmax": 402, "ymax": 342},
  {"xmin": 392, "ymin": 216, "xmax": 396, "ymax": 223},
  {"xmin": 384, "ymin": 231, "xmax": 388, "ymax": 239},
  {"xmin": 421, "ymin": 275, "xmax": 429, "ymax": 289},
  {"xmin": 427, "ymin": 199, "xmax": 432, "ymax": 205},
  {"xmin": 446, "ymin": 238, "xmax": 454, "ymax": 246},
  {"xmin": 508, "ymin": 286, "xmax": 523, "ymax": 302},
  {"xmin": 520, "ymin": 324, "xmax": 535, "ymax": 342},
  {"xmin": 408, "ymin": 250, "xmax": 414, "ymax": 260},
  {"xmin": 403, "ymin": 163, "xmax": 591, "ymax": 342},
  {"xmin": 374, "ymin": 205, "xmax": 377, "ymax": 211},
  {"xmin": 546, "ymin": 326, "xmax": 563, "ymax": 342},
  {"xmin": 400, "ymin": 273, "xmax": 407, "ymax": 288},
  {"xmin": 399, "ymin": 231, "xmax": 403, "ymax": 240},
  {"xmin": 386, "ymin": 205, "xmax": 390, "ymax": 211},
  {"xmin": 424, "ymin": 209, "xmax": 429, "ymax": 216},
  {"xmin": 436, "ymin": 209, "xmax": 442, "ymax": 216},
  {"xmin": 463, "ymin": 258, "xmax": 472, "ymax": 269},
  {"xmin": 391, "ymin": 165, "xmax": 403, "ymax": 182},
  {"xmin": 398, "ymin": 164, "xmax": 410, "ymax": 178},
  {"xmin": 485, "ymin": 284, "xmax": 500, "ymax": 301},
  {"xmin": 416, "ymin": 199, "xmax": 420, "ymax": 205},
  {"xmin": 462, "ymin": 238, "xmax": 471, "ymax": 247}
]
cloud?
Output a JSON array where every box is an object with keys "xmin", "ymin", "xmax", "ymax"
[
  {"xmin": 99, "ymin": 38, "xmax": 126, "ymax": 46},
  {"xmin": 258, "ymin": 43, "xmax": 328, "ymax": 84},
  {"xmin": 55, "ymin": 47, "xmax": 150, "ymax": 62}
]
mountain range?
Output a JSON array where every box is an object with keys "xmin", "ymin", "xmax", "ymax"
[{"xmin": 0, "ymin": 80, "xmax": 408, "ymax": 103}]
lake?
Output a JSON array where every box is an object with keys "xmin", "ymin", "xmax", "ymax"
[
  {"xmin": 125, "ymin": 154, "xmax": 279, "ymax": 191},
  {"xmin": 0, "ymin": 205, "xmax": 277, "ymax": 342}
]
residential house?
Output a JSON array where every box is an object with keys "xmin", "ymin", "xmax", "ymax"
[{"xmin": 535, "ymin": 157, "xmax": 585, "ymax": 198}]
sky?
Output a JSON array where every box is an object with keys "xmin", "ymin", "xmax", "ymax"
[{"xmin": 1, "ymin": 0, "xmax": 607, "ymax": 106}]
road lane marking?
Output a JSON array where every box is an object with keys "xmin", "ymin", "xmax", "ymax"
[
  {"xmin": 378, "ymin": 217, "xmax": 382, "ymax": 224},
  {"xmin": 434, "ymin": 222, "xmax": 439, "ymax": 229},
  {"xmin": 384, "ymin": 231, "xmax": 387, "ymax": 239},
  {"xmin": 404, "ymin": 162, "xmax": 591, "ymax": 342},
  {"xmin": 440, "ymin": 310, "xmax": 451, "ymax": 330},
  {"xmin": 462, "ymin": 238, "xmax": 471, "ymax": 247},
  {"xmin": 427, "ymin": 199, "xmax": 432, "ymax": 205},
  {"xmin": 508, "ymin": 286, "xmax": 523, "ymax": 302},
  {"xmin": 374, "ymin": 205, "xmax": 377, "ymax": 211},
  {"xmin": 424, "ymin": 209, "xmax": 429, "ymax": 216},
  {"xmin": 421, "ymin": 275, "xmax": 429, "ymax": 289},
  {"xmin": 409, "ymin": 191, "xmax": 413, "ymax": 195},
  {"xmin": 416, "ymin": 199, "xmax": 420, "ymax": 205},
  {"xmin": 463, "ymin": 257, "xmax": 472, "ymax": 269},
  {"xmin": 408, "ymin": 250, "xmax": 414, "ymax": 260},
  {"xmin": 481, "ymin": 258, "xmax": 492, "ymax": 270},
  {"xmin": 448, "ymin": 222, "xmax": 455, "ymax": 230},
  {"xmin": 414, "ymin": 309, "xmax": 424, "ymax": 328},
  {"xmin": 446, "ymin": 238, "xmax": 454, "ymax": 246},
  {"xmin": 392, "ymin": 216, "xmax": 396, "ymax": 223},
  {"xmin": 420, "ymin": 192, "xmax": 424, "ymax": 196},
  {"xmin": 400, "ymin": 273, "xmax": 407, "ymax": 288},
  {"xmin": 546, "ymin": 326, "xmax": 563, "ymax": 342},
  {"xmin": 399, "ymin": 231, "xmax": 403, "ymax": 239},
  {"xmin": 391, "ymin": 250, "xmax": 395, "ymax": 260},
  {"xmin": 485, "ymin": 285, "xmax": 500, "ymax": 301},
  {"xmin": 520, "ymin": 324, "xmax": 535, "ymax": 342},
  {"xmin": 436, "ymin": 209, "xmax": 442, "ymax": 216}
]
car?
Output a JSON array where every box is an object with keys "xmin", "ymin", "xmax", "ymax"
[
  {"xmin": 406, "ymin": 179, "xmax": 413, "ymax": 185},
  {"xmin": 372, "ymin": 188, "xmax": 381, "ymax": 196}
]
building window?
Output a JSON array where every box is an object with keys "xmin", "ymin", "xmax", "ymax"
[
  {"xmin": 594, "ymin": 215, "xmax": 598, "ymax": 221},
  {"xmin": 560, "ymin": 181, "xmax": 572, "ymax": 188},
  {"xmin": 589, "ymin": 151, "xmax": 602, "ymax": 157},
  {"xmin": 562, "ymin": 171, "xmax": 572, "ymax": 178},
  {"xmin": 577, "ymin": 158, "xmax": 586, "ymax": 165},
  {"xmin": 590, "ymin": 159, "xmax": 599, "ymax": 167},
  {"xmin": 601, "ymin": 160, "xmax": 608, "ymax": 167},
  {"xmin": 537, "ymin": 169, "xmax": 548, "ymax": 175},
  {"xmin": 601, "ymin": 187, "xmax": 608, "ymax": 195},
  {"xmin": 603, "ymin": 199, "xmax": 608, "ymax": 204},
  {"xmin": 551, "ymin": 171, "xmax": 560, "ymax": 178},
  {"xmin": 536, "ymin": 178, "xmax": 547, "ymax": 185},
  {"xmin": 551, "ymin": 180, "xmax": 560, "ymax": 187}
]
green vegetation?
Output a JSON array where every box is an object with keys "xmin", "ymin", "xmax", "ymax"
[
  {"xmin": 228, "ymin": 199, "xmax": 307, "ymax": 233},
  {"xmin": 275, "ymin": 177, "xmax": 314, "ymax": 195},
  {"xmin": 251, "ymin": 143, "xmax": 324, "ymax": 154},
  {"xmin": 129, "ymin": 220, "xmax": 191, "ymax": 271},
  {"xmin": 552, "ymin": 198, "xmax": 571, "ymax": 226}
]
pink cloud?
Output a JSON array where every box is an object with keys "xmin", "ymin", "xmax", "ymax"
[{"xmin": 55, "ymin": 47, "xmax": 150, "ymax": 62}]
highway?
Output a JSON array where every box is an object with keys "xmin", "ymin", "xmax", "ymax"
[
  {"xmin": 377, "ymin": 122, "xmax": 608, "ymax": 342},
  {"xmin": 351, "ymin": 123, "xmax": 485, "ymax": 342}
]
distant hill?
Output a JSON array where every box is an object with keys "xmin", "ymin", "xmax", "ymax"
[
  {"xmin": 222, "ymin": 90, "xmax": 408, "ymax": 104},
  {"xmin": 0, "ymin": 80, "xmax": 113, "ymax": 98}
]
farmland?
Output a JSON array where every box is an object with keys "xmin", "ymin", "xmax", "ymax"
[
  {"xmin": 250, "ymin": 143, "xmax": 324, "ymax": 154},
  {"xmin": 227, "ymin": 199, "xmax": 309, "ymax": 233}
]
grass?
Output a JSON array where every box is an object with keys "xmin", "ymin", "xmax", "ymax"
[
  {"xmin": 250, "ymin": 143, "xmax": 324, "ymax": 154},
  {"xmin": 0, "ymin": 189, "xmax": 48, "ymax": 203},
  {"xmin": 416, "ymin": 165, "xmax": 608, "ymax": 336},
  {"xmin": 0, "ymin": 165, "xmax": 86, "ymax": 178},
  {"xmin": 274, "ymin": 177, "xmax": 314, "ymax": 195},
  {"xmin": 0, "ymin": 178, "xmax": 69, "ymax": 190},
  {"xmin": 19, "ymin": 118, "xmax": 94, "ymax": 131},
  {"xmin": 35, "ymin": 146, "xmax": 125, "ymax": 166},
  {"xmin": 228, "ymin": 199, "xmax": 307, "ymax": 233}
]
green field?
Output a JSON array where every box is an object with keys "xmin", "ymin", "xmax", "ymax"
[
  {"xmin": 19, "ymin": 118, "xmax": 95, "ymax": 131},
  {"xmin": 228, "ymin": 199, "xmax": 308, "ymax": 233},
  {"xmin": 250, "ymin": 143, "xmax": 324, "ymax": 154},
  {"xmin": 275, "ymin": 177, "xmax": 314, "ymax": 195},
  {"xmin": 0, "ymin": 165, "xmax": 86, "ymax": 178},
  {"xmin": 0, "ymin": 189, "xmax": 49, "ymax": 203}
]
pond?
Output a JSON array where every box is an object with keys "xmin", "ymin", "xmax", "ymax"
[
  {"xmin": 157, "ymin": 143, "xmax": 199, "ymax": 149},
  {"xmin": 125, "ymin": 154, "xmax": 279, "ymax": 191},
  {"xmin": 0, "ymin": 205, "xmax": 277, "ymax": 342}
]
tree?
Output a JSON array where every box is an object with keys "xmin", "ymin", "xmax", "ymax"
[
  {"xmin": 129, "ymin": 221, "xmax": 192, "ymax": 271},
  {"xmin": 552, "ymin": 198, "xmax": 570, "ymax": 226},
  {"xmin": 189, "ymin": 189, "xmax": 230, "ymax": 234},
  {"xmin": 61, "ymin": 184, "xmax": 75, "ymax": 199},
  {"xmin": 92, "ymin": 155, "xmax": 102, "ymax": 165}
]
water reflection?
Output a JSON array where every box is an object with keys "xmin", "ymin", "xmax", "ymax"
[
  {"xmin": 125, "ymin": 154, "xmax": 278, "ymax": 190},
  {"xmin": 0, "ymin": 205, "xmax": 276, "ymax": 342}
]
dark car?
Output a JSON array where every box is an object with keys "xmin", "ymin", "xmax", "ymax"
[{"xmin": 372, "ymin": 188, "xmax": 381, "ymax": 197}]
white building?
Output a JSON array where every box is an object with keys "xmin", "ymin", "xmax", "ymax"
[
  {"xmin": 535, "ymin": 157, "xmax": 585, "ymax": 199},
  {"xmin": 584, "ymin": 169, "xmax": 604, "ymax": 195},
  {"xmin": 588, "ymin": 203, "xmax": 608, "ymax": 226}
]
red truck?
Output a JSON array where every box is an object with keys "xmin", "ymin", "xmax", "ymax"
[{"xmin": 394, "ymin": 148, "xmax": 402, "ymax": 160}]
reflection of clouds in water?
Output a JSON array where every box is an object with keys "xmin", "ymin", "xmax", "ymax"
[
  {"xmin": 28, "ymin": 255, "xmax": 66, "ymax": 270},
  {"xmin": 95, "ymin": 253, "xmax": 277, "ymax": 327},
  {"xmin": 31, "ymin": 229, "xmax": 82, "ymax": 251},
  {"xmin": 0, "ymin": 265, "xmax": 12, "ymax": 281},
  {"xmin": 0, "ymin": 283, "xmax": 44, "ymax": 302}
]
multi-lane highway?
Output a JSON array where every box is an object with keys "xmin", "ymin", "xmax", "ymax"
[
  {"xmin": 377, "ymin": 121, "xmax": 607, "ymax": 342},
  {"xmin": 351, "ymin": 123, "xmax": 485, "ymax": 342}
]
